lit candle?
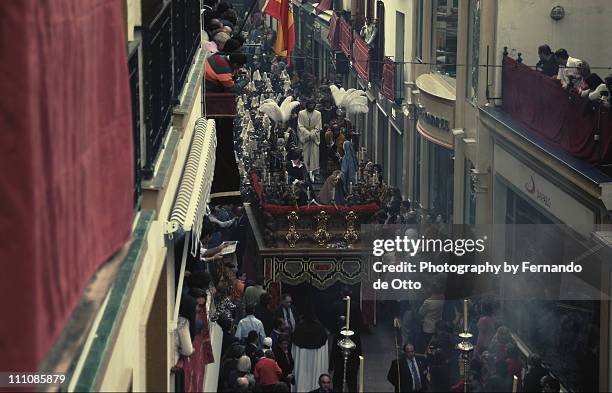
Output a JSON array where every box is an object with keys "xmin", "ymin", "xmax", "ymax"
[
  {"xmin": 345, "ymin": 296, "xmax": 351, "ymax": 332},
  {"xmin": 349, "ymin": 182, "xmax": 353, "ymax": 194},
  {"xmin": 512, "ymin": 375, "xmax": 518, "ymax": 393},
  {"xmin": 463, "ymin": 299, "xmax": 468, "ymax": 333},
  {"xmin": 359, "ymin": 356, "xmax": 364, "ymax": 393},
  {"xmin": 267, "ymin": 175, "xmax": 271, "ymax": 186},
  {"xmin": 286, "ymin": 171, "xmax": 289, "ymax": 184},
  {"xmin": 332, "ymin": 186, "xmax": 335, "ymax": 202}
]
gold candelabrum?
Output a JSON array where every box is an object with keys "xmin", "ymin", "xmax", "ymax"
[
  {"xmin": 313, "ymin": 211, "xmax": 332, "ymax": 246},
  {"xmin": 285, "ymin": 211, "xmax": 300, "ymax": 248},
  {"xmin": 343, "ymin": 211, "xmax": 359, "ymax": 247}
]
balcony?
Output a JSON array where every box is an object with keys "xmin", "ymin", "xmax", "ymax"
[
  {"xmin": 497, "ymin": 55, "xmax": 612, "ymax": 167},
  {"xmin": 128, "ymin": 40, "xmax": 142, "ymax": 209},
  {"xmin": 381, "ymin": 57, "xmax": 406, "ymax": 105},
  {"xmin": 140, "ymin": 0, "xmax": 201, "ymax": 179}
]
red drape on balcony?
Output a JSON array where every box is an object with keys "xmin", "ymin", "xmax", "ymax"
[
  {"xmin": 339, "ymin": 18, "xmax": 352, "ymax": 59},
  {"xmin": 353, "ymin": 34, "xmax": 370, "ymax": 82},
  {"xmin": 381, "ymin": 57, "xmax": 395, "ymax": 101},
  {"xmin": 0, "ymin": 0, "xmax": 134, "ymax": 372},
  {"xmin": 327, "ymin": 13, "xmax": 340, "ymax": 51},
  {"xmin": 502, "ymin": 56, "xmax": 612, "ymax": 164},
  {"xmin": 315, "ymin": 0, "xmax": 333, "ymax": 14},
  {"xmin": 328, "ymin": 13, "xmax": 340, "ymax": 51}
]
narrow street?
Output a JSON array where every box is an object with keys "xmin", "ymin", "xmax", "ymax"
[{"xmin": 362, "ymin": 322, "xmax": 396, "ymax": 392}]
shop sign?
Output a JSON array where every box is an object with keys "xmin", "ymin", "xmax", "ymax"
[
  {"xmin": 494, "ymin": 145, "xmax": 595, "ymax": 227},
  {"xmin": 416, "ymin": 105, "xmax": 450, "ymax": 132}
]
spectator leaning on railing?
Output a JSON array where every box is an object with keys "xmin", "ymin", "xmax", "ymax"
[
  {"xmin": 589, "ymin": 75, "xmax": 612, "ymax": 108},
  {"xmin": 536, "ymin": 44, "xmax": 559, "ymax": 77},
  {"xmin": 554, "ymin": 49, "xmax": 582, "ymax": 90},
  {"xmin": 205, "ymin": 52, "xmax": 247, "ymax": 93}
]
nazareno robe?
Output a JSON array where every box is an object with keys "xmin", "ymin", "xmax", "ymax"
[
  {"xmin": 297, "ymin": 109, "xmax": 321, "ymax": 172},
  {"xmin": 291, "ymin": 319, "xmax": 329, "ymax": 392}
]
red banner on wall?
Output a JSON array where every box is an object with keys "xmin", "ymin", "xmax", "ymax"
[
  {"xmin": 0, "ymin": 0, "xmax": 134, "ymax": 371},
  {"xmin": 339, "ymin": 18, "xmax": 352, "ymax": 58},
  {"xmin": 327, "ymin": 13, "xmax": 340, "ymax": 51},
  {"xmin": 501, "ymin": 56, "xmax": 612, "ymax": 164},
  {"xmin": 381, "ymin": 57, "xmax": 395, "ymax": 101},
  {"xmin": 353, "ymin": 34, "xmax": 370, "ymax": 82}
]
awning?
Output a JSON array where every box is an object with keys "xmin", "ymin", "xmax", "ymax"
[
  {"xmin": 353, "ymin": 34, "xmax": 369, "ymax": 82},
  {"xmin": 168, "ymin": 118, "xmax": 217, "ymax": 255},
  {"xmin": 381, "ymin": 57, "xmax": 395, "ymax": 101}
]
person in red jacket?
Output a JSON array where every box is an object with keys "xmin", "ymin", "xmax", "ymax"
[{"xmin": 254, "ymin": 350, "xmax": 283, "ymax": 391}]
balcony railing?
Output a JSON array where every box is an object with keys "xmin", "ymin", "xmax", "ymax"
[
  {"xmin": 172, "ymin": 0, "xmax": 201, "ymax": 94},
  {"xmin": 128, "ymin": 40, "xmax": 142, "ymax": 208},
  {"xmin": 501, "ymin": 55, "xmax": 612, "ymax": 165},
  {"xmin": 140, "ymin": 0, "xmax": 201, "ymax": 179},
  {"xmin": 381, "ymin": 57, "xmax": 405, "ymax": 104}
]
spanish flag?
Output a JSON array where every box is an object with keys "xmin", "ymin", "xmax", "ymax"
[{"xmin": 263, "ymin": 0, "xmax": 295, "ymax": 63}]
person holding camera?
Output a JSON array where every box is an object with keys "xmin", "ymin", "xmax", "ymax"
[
  {"xmin": 554, "ymin": 49, "xmax": 582, "ymax": 90},
  {"xmin": 589, "ymin": 75, "xmax": 612, "ymax": 109}
]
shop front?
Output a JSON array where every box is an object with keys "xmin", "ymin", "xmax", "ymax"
[
  {"xmin": 414, "ymin": 73, "xmax": 456, "ymax": 223},
  {"xmin": 492, "ymin": 141, "xmax": 608, "ymax": 392}
]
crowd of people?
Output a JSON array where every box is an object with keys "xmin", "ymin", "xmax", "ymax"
[
  {"xmin": 171, "ymin": 2, "xmax": 575, "ymax": 392},
  {"xmin": 384, "ymin": 299, "xmax": 564, "ymax": 392},
  {"xmin": 536, "ymin": 44, "xmax": 611, "ymax": 109}
]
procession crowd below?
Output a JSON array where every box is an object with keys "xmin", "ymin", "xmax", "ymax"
[{"xmin": 170, "ymin": 1, "xmax": 570, "ymax": 391}]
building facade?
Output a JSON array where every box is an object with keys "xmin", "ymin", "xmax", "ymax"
[
  {"xmin": 292, "ymin": 0, "xmax": 612, "ymax": 390},
  {"xmin": 40, "ymin": 1, "xmax": 222, "ymax": 392}
]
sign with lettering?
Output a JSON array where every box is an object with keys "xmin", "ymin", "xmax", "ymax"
[
  {"xmin": 416, "ymin": 105, "xmax": 450, "ymax": 132},
  {"xmin": 494, "ymin": 145, "xmax": 595, "ymax": 228}
]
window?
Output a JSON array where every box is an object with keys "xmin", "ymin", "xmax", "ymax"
[
  {"xmin": 413, "ymin": 132, "xmax": 421, "ymax": 203},
  {"xmin": 415, "ymin": 0, "xmax": 424, "ymax": 61},
  {"xmin": 433, "ymin": 0, "xmax": 458, "ymax": 77},
  {"xmin": 352, "ymin": 0, "xmax": 366, "ymax": 34},
  {"xmin": 466, "ymin": 0, "xmax": 481, "ymax": 102},
  {"xmin": 372, "ymin": 1, "xmax": 385, "ymax": 81},
  {"xmin": 428, "ymin": 143, "xmax": 454, "ymax": 223},
  {"xmin": 367, "ymin": 0, "xmax": 375, "ymax": 19},
  {"xmin": 395, "ymin": 12, "xmax": 405, "ymax": 102},
  {"xmin": 464, "ymin": 159, "xmax": 476, "ymax": 224},
  {"xmin": 391, "ymin": 127, "xmax": 404, "ymax": 189}
]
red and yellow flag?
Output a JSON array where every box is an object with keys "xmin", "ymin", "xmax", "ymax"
[{"xmin": 262, "ymin": 0, "xmax": 295, "ymax": 63}]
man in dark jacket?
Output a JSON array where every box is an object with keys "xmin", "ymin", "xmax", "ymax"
[
  {"xmin": 536, "ymin": 44, "xmax": 559, "ymax": 77},
  {"xmin": 309, "ymin": 373, "xmax": 334, "ymax": 393},
  {"xmin": 387, "ymin": 343, "xmax": 426, "ymax": 392},
  {"xmin": 523, "ymin": 354, "xmax": 549, "ymax": 392}
]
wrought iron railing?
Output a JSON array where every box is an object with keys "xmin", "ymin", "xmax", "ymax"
[
  {"xmin": 128, "ymin": 40, "xmax": 142, "ymax": 208},
  {"xmin": 140, "ymin": 0, "xmax": 201, "ymax": 179},
  {"xmin": 172, "ymin": 0, "xmax": 201, "ymax": 96}
]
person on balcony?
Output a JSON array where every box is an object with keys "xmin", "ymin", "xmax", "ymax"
[
  {"xmin": 554, "ymin": 49, "xmax": 582, "ymax": 90},
  {"xmin": 297, "ymin": 100, "xmax": 322, "ymax": 183},
  {"xmin": 535, "ymin": 44, "xmax": 558, "ymax": 77},
  {"xmin": 589, "ymin": 75, "xmax": 612, "ymax": 108},
  {"xmin": 359, "ymin": 17, "xmax": 378, "ymax": 46},
  {"xmin": 205, "ymin": 52, "xmax": 247, "ymax": 93}
]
